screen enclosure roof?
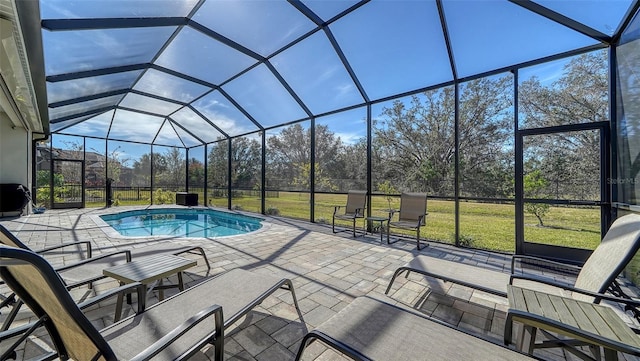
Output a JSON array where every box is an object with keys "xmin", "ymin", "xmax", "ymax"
[{"xmin": 35, "ymin": 0, "xmax": 636, "ymax": 148}]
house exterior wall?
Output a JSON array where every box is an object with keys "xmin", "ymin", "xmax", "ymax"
[{"xmin": 0, "ymin": 112, "xmax": 32, "ymax": 213}]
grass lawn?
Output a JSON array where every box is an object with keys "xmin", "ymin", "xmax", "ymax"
[
  {"xmin": 235, "ymin": 192, "xmax": 601, "ymax": 253},
  {"xmin": 89, "ymin": 190, "xmax": 602, "ymax": 253}
]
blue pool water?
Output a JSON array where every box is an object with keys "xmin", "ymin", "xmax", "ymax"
[{"xmin": 101, "ymin": 208, "xmax": 263, "ymax": 238}]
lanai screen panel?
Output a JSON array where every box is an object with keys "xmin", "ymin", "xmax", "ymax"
[
  {"xmin": 153, "ymin": 120, "xmax": 192, "ymax": 148},
  {"xmin": 41, "ymin": 27, "xmax": 175, "ymax": 75},
  {"xmin": 154, "ymin": 26, "xmax": 258, "ymax": 86},
  {"xmin": 51, "ymin": 115, "xmax": 108, "ymax": 133},
  {"xmin": 191, "ymin": 91, "xmax": 258, "ymax": 137},
  {"xmin": 119, "ymin": 93, "xmax": 183, "ymax": 117},
  {"xmin": 301, "ymin": 0, "xmax": 360, "ymax": 21},
  {"xmin": 330, "ymin": 0, "xmax": 452, "ymax": 100},
  {"xmin": 107, "ymin": 109, "xmax": 165, "ymax": 143},
  {"xmin": 193, "ymin": 0, "xmax": 315, "ymax": 57},
  {"xmin": 444, "ymin": 1, "xmax": 601, "ymax": 78},
  {"xmin": 57, "ymin": 113, "xmax": 112, "ymax": 140},
  {"xmin": 46, "ymin": 70, "xmax": 142, "ymax": 103},
  {"xmin": 171, "ymin": 107, "xmax": 225, "ymax": 144},
  {"xmin": 40, "ymin": 0, "xmax": 199, "ymax": 18},
  {"xmin": 271, "ymin": 31, "xmax": 364, "ymax": 115},
  {"xmin": 222, "ymin": 64, "xmax": 309, "ymax": 127},
  {"xmin": 533, "ymin": 0, "xmax": 632, "ymax": 36},
  {"xmin": 132, "ymin": 69, "xmax": 211, "ymax": 104},
  {"xmin": 48, "ymin": 95, "xmax": 123, "ymax": 122}
]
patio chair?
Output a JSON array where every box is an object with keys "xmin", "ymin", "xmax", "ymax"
[
  {"xmin": 0, "ymin": 245, "xmax": 303, "ymax": 361},
  {"xmin": 385, "ymin": 213, "xmax": 640, "ymax": 319},
  {"xmin": 0, "ymin": 245, "xmax": 223, "ymax": 361},
  {"xmin": 387, "ymin": 192, "xmax": 428, "ymax": 249},
  {"xmin": 0, "ymin": 224, "xmax": 210, "ymax": 330},
  {"xmin": 294, "ymin": 296, "xmax": 537, "ymax": 361},
  {"xmin": 332, "ymin": 190, "xmax": 367, "ymax": 237}
]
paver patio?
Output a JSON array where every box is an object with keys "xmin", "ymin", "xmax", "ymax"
[{"xmin": 0, "ymin": 206, "xmax": 638, "ymax": 361}]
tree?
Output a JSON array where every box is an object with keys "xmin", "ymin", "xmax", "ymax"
[
  {"xmin": 377, "ymin": 180, "xmax": 398, "ymax": 211},
  {"xmin": 132, "ymin": 152, "xmax": 169, "ymax": 187},
  {"xmin": 519, "ymin": 51, "xmax": 606, "ymax": 201},
  {"xmin": 374, "ymin": 75, "xmax": 513, "ymax": 196},
  {"xmin": 524, "ymin": 170, "xmax": 550, "ymax": 227},
  {"xmin": 106, "ymin": 146, "xmax": 129, "ymax": 186},
  {"xmin": 231, "ymin": 137, "xmax": 261, "ymax": 189},
  {"xmin": 161, "ymin": 147, "xmax": 186, "ymax": 188},
  {"xmin": 266, "ymin": 124, "xmax": 343, "ymax": 191},
  {"xmin": 188, "ymin": 158, "xmax": 205, "ymax": 187},
  {"xmin": 207, "ymin": 140, "xmax": 228, "ymax": 193},
  {"xmin": 338, "ymin": 138, "xmax": 368, "ymax": 191},
  {"xmin": 292, "ymin": 163, "xmax": 338, "ymax": 192}
]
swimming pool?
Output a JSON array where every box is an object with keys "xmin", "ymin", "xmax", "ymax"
[{"xmin": 100, "ymin": 208, "xmax": 263, "ymax": 238}]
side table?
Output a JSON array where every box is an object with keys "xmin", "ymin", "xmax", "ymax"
[
  {"xmin": 103, "ymin": 254, "xmax": 197, "ymax": 321},
  {"xmin": 366, "ymin": 216, "xmax": 389, "ymax": 243},
  {"xmin": 506, "ymin": 285, "xmax": 640, "ymax": 360}
]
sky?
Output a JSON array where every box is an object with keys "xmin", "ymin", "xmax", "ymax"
[{"xmin": 42, "ymin": 0, "xmax": 633, "ymax": 163}]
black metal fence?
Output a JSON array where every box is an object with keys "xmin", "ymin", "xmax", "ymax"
[{"xmin": 34, "ymin": 186, "xmax": 280, "ymax": 207}]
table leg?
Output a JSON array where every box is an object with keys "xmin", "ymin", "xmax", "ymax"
[
  {"xmin": 158, "ymin": 278, "xmax": 164, "ymax": 301},
  {"xmin": 126, "ymin": 282, "xmax": 132, "ymax": 305},
  {"xmin": 178, "ymin": 272, "xmax": 185, "ymax": 291},
  {"xmin": 114, "ymin": 282, "xmax": 145, "ymax": 323},
  {"xmin": 516, "ymin": 325, "xmax": 537, "ymax": 355},
  {"xmin": 114, "ymin": 290, "xmax": 124, "ymax": 323},
  {"xmin": 603, "ymin": 348, "xmax": 617, "ymax": 361}
]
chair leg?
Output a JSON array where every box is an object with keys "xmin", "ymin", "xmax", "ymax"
[
  {"xmin": 352, "ymin": 218, "xmax": 356, "ymax": 237},
  {"xmin": 416, "ymin": 228, "xmax": 421, "ymax": 250},
  {"xmin": 332, "ymin": 217, "xmax": 337, "ymax": 234}
]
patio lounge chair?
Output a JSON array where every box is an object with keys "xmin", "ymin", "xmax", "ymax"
[
  {"xmin": 0, "ymin": 245, "xmax": 303, "ymax": 361},
  {"xmin": 387, "ymin": 192, "xmax": 428, "ymax": 249},
  {"xmin": 0, "ymin": 224, "xmax": 210, "ymax": 330},
  {"xmin": 385, "ymin": 213, "xmax": 640, "ymax": 317},
  {"xmin": 294, "ymin": 296, "xmax": 537, "ymax": 361},
  {"xmin": 332, "ymin": 190, "xmax": 367, "ymax": 237}
]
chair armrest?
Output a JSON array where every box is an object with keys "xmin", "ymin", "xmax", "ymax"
[
  {"xmin": 78, "ymin": 282, "xmax": 146, "ymax": 314},
  {"xmin": 510, "ymin": 255, "xmax": 582, "ymax": 274},
  {"xmin": 37, "ymin": 241, "xmax": 92, "ymax": 259},
  {"xmin": 129, "ymin": 304, "xmax": 224, "ymax": 361},
  {"xmin": 54, "ymin": 249, "xmax": 132, "ymax": 272},
  {"xmin": 333, "ymin": 205, "xmax": 342, "ymax": 215}
]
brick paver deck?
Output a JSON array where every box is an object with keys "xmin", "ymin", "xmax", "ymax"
[{"xmin": 1, "ymin": 206, "xmax": 638, "ymax": 361}]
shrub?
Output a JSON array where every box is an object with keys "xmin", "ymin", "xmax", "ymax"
[
  {"xmin": 265, "ymin": 205, "xmax": 280, "ymax": 216},
  {"xmin": 453, "ymin": 233, "xmax": 475, "ymax": 248},
  {"xmin": 153, "ymin": 188, "xmax": 175, "ymax": 205}
]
